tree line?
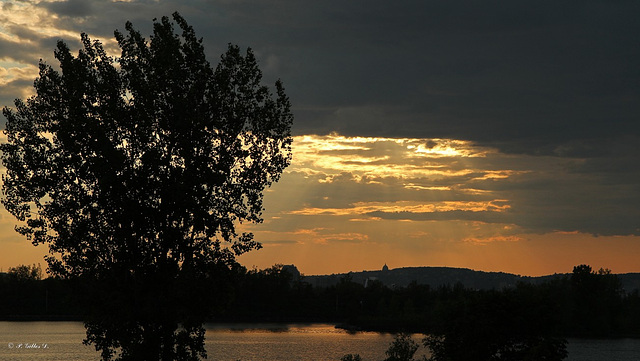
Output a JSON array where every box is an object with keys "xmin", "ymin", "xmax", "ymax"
[
  {"xmin": 3, "ymin": 263, "xmax": 640, "ymax": 334},
  {"xmin": 4, "ymin": 263, "xmax": 640, "ymax": 360}
]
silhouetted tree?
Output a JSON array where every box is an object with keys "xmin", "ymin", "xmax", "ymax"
[
  {"xmin": 384, "ymin": 333, "xmax": 423, "ymax": 361},
  {"xmin": 7, "ymin": 264, "xmax": 42, "ymax": 281},
  {"xmin": 569, "ymin": 264, "xmax": 622, "ymax": 336},
  {"xmin": 339, "ymin": 333, "xmax": 424, "ymax": 361},
  {"xmin": 423, "ymin": 287, "xmax": 567, "ymax": 361},
  {"xmin": 1, "ymin": 12, "xmax": 292, "ymax": 361},
  {"xmin": 0, "ymin": 264, "xmax": 47, "ymax": 316}
]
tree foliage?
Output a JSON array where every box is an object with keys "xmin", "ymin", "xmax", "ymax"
[
  {"xmin": 384, "ymin": 333, "xmax": 422, "ymax": 361},
  {"xmin": 569, "ymin": 264, "xmax": 623, "ymax": 336},
  {"xmin": 7, "ymin": 263, "xmax": 42, "ymax": 281},
  {"xmin": 1, "ymin": 12, "xmax": 292, "ymax": 361}
]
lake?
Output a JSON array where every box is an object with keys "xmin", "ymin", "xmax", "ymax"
[{"xmin": 1, "ymin": 321, "xmax": 639, "ymax": 360}]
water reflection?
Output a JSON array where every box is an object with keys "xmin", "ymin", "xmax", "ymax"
[
  {"xmin": 206, "ymin": 323, "xmax": 296, "ymax": 333},
  {"xmin": 2, "ymin": 322, "xmax": 640, "ymax": 361},
  {"xmin": 204, "ymin": 323, "xmax": 407, "ymax": 361}
]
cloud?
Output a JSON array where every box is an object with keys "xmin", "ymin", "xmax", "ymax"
[
  {"xmin": 464, "ymin": 236, "xmax": 524, "ymax": 246},
  {"xmin": 263, "ymin": 135, "xmax": 640, "ymax": 237},
  {"xmin": 290, "ymin": 200, "xmax": 510, "ymax": 216},
  {"xmin": 0, "ymin": 67, "xmax": 37, "ymax": 104},
  {"xmin": 39, "ymin": 0, "xmax": 95, "ymax": 18},
  {"xmin": 3, "ymin": 0, "xmax": 638, "ymax": 156},
  {"xmin": 1, "ymin": 1, "xmax": 638, "ymax": 239},
  {"xmin": 258, "ymin": 239, "xmax": 302, "ymax": 246},
  {"xmin": 365, "ymin": 210, "xmax": 510, "ymax": 224},
  {"xmin": 248, "ymin": 227, "xmax": 369, "ymax": 245}
]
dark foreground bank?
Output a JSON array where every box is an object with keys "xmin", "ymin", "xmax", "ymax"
[{"xmin": 2, "ymin": 264, "xmax": 640, "ymax": 339}]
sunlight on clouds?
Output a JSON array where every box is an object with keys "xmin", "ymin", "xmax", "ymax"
[
  {"xmin": 251, "ymin": 228, "xmax": 370, "ymax": 245},
  {"xmin": 248, "ymin": 133, "xmax": 580, "ymax": 266},
  {"xmin": 250, "ymin": 130, "xmax": 640, "ymax": 274},
  {"xmin": 0, "ymin": 0, "xmax": 120, "ymax": 67},
  {"xmin": 0, "ymin": 63, "xmax": 38, "ymax": 85},
  {"xmin": 270, "ymin": 134, "xmax": 523, "ymax": 233},
  {"xmin": 287, "ymin": 135, "xmax": 536, "ymax": 202},
  {"xmin": 403, "ymin": 185, "xmax": 451, "ymax": 191},
  {"xmin": 1, "ymin": 1, "xmax": 79, "ymax": 43},
  {"xmin": 311, "ymin": 232, "xmax": 369, "ymax": 244},
  {"xmin": 288, "ymin": 200, "xmax": 511, "ymax": 217},
  {"xmin": 472, "ymin": 170, "xmax": 524, "ymax": 180},
  {"xmin": 291, "ymin": 134, "xmax": 496, "ymax": 181},
  {"xmin": 407, "ymin": 139, "xmax": 489, "ymax": 158},
  {"xmin": 463, "ymin": 235, "xmax": 524, "ymax": 246},
  {"xmin": 294, "ymin": 134, "xmax": 490, "ymax": 158}
]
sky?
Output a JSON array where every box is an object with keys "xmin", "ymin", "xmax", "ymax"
[{"xmin": 1, "ymin": 0, "xmax": 639, "ymax": 276}]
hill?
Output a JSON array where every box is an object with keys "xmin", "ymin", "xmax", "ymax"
[{"xmin": 303, "ymin": 266, "xmax": 640, "ymax": 292}]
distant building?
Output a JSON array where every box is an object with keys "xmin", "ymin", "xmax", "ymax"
[{"xmin": 382, "ymin": 264, "xmax": 389, "ymax": 272}]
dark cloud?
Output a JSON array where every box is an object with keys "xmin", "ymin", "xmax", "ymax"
[
  {"xmin": 3, "ymin": 0, "xmax": 639, "ymax": 237},
  {"xmin": 11, "ymin": 1, "xmax": 639, "ymax": 156},
  {"xmin": 0, "ymin": 77, "xmax": 34, "ymax": 107},
  {"xmin": 0, "ymin": 36, "xmax": 41, "ymax": 65},
  {"xmin": 480, "ymin": 157, "xmax": 640, "ymax": 236},
  {"xmin": 40, "ymin": 0, "xmax": 94, "ymax": 18}
]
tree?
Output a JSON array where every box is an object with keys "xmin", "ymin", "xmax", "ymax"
[
  {"xmin": 384, "ymin": 333, "xmax": 423, "ymax": 361},
  {"xmin": 1, "ymin": 12, "xmax": 292, "ymax": 361},
  {"xmin": 423, "ymin": 287, "xmax": 567, "ymax": 361},
  {"xmin": 7, "ymin": 263, "xmax": 43, "ymax": 281},
  {"xmin": 570, "ymin": 264, "xmax": 622, "ymax": 336}
]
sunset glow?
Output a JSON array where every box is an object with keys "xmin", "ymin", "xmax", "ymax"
[
  {"xmin": 1, "ymin": 0, "xmax": 639, "ymax": 278},
  {"xmin": 235, "ymin": 134, "xmax": 640, "ymax": 276}
]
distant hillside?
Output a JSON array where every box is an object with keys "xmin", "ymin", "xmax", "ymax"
[
  {"xmin": 619, "ymin": 273, "xmax": 640, "ymax": 293},
  {"xmin": 303, "ymin": 266, "xmax": 640, "ymax": 292}
]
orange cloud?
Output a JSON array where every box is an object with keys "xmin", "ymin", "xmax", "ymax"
[
  {"xmin": 290, "ymin": 135, "xmax": 505, "ymax": 181},
  {"xmin": 288, "ymin": 200, "xmax": 511, "ymax": 217},
  {"xmin": 463, "ymin": 235, "xmax": 525, "ymax": 246}
]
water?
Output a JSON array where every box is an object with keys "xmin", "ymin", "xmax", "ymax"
[
  {"xmin": 0, "ymin": 321, "xmax": 638, "ymax": 360},
  {"xmin": 566, "ymin": 338, "xmax": 640, "ymax": 361},
  {"xmin": 205, "ymin": 323, "xmax": 418, "ymax": 361},
  {"xmin": 0, "ymin": 321, "xmax": 94, "ymax": 361}
]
